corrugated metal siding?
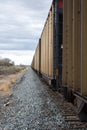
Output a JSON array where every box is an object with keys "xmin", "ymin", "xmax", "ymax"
[
  {"xmin": 40, "ymin": 4, "xmax": 54, "ymax": 78},
  {"xmin": 63, "ymin": 0, "xmax": 87, "ymax": 97},
  {"xmin": 67, "ymin": 0, "xmax": 73, "ymax": 88},
  {"xmin": 62, "ymin": 0, "xmax": 67, "ymax": 86},
  {"xmin": 81, "ymin": 0, "xmax": 87, "ymax": 96},
  {"xmin": 73, "ymin": 0, "xmax": 81, "ymax": 92}
]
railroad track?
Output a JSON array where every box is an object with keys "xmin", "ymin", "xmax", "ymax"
[
  {"xmin": 41, "ymin": 82, "xmax": 87, "ymax": 129},
  {"xmin": 59, "ymin": 99, "xmax": 87, "ymax": 129}
]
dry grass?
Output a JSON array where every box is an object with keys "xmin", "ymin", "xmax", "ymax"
[
  {"xmin": 0, "ymin": 66, "xmax": 26, "ymax": 75},
  {"xmin": 0, "ymin": 68, "xmax": 26, "ymax": 96},
  {"xmin": 0, "ymin": 76, "xmax": 16, "ymax": 92}
]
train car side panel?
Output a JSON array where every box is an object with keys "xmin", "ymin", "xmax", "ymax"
[{"xmin": 81, "ymin": 0, "xmax": 87, "ymax": 96}]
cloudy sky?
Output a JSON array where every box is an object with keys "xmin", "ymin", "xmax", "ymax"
[{"xmin": 0, "ymin": 0, "xmax": 52, "ymax": 65}]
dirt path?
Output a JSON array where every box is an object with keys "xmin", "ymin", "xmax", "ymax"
[{"xmin": 0, "ymin": 68, "xmax": 87, "ymax": 130}]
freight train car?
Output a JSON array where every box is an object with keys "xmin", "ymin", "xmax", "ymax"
[
  {"xmin": 62, "ymin": 0, "xmax": 87, "ymax": 121},
  {"xmin": 31, "ymin": 0, "xmax": 63, "ymax": 89},
  {"xmin": 31, "ymin": 0, "xmax": 87, "ymax": 121}
]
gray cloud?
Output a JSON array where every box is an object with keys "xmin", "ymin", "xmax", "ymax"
[{"xmin": 0, "ymin": 0, "xmax": 52, "ymax": 50}]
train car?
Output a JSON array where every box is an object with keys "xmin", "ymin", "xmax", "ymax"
[
  {"xmin": 32, "ymin": 0, "xmax": 63, "ymax": 88},
  {"xmin": 40, "ymin": 2, "xmax": 54, "ymax": 85},
  {"xmin": 62, "ymin": 0, "xmax": 87, "ymax": 121},
  {"xmin": 40, "ymin": 0, "xmax": 63, "ymax": 87},
  {"xmin": 31, "ymin": 0, "xmax": 87, "ymax": 121}
]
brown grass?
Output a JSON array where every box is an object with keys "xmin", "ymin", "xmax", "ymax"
[
  {"xmin": 0, "ymin": 77, "xmax": 15, "ymax": 92},
  {"xmin": 0, "ymin": 68, "xmax": 26, "ymax": 96}
]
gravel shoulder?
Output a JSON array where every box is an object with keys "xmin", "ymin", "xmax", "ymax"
[{"xmin": 0, "ymin": 67, "xmax": 87, "ymax": 130}]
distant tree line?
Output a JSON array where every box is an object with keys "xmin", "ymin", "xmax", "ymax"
[{"xmin": 0, "ymin": 58, "xmax": 14, "ymax": 66}]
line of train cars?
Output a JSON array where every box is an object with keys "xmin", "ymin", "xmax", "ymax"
[{"xmin": 31, "ymin": 0, "xmax": 87, "ymax": 121}]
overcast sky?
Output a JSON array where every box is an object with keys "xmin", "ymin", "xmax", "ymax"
[
  {"xmin": 0, "ymin": 0, "xmax": 52, "ymax": 50},
  {"xmin": 0, "ymin": 0, "xmax": 52, "ymax": 65}
]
